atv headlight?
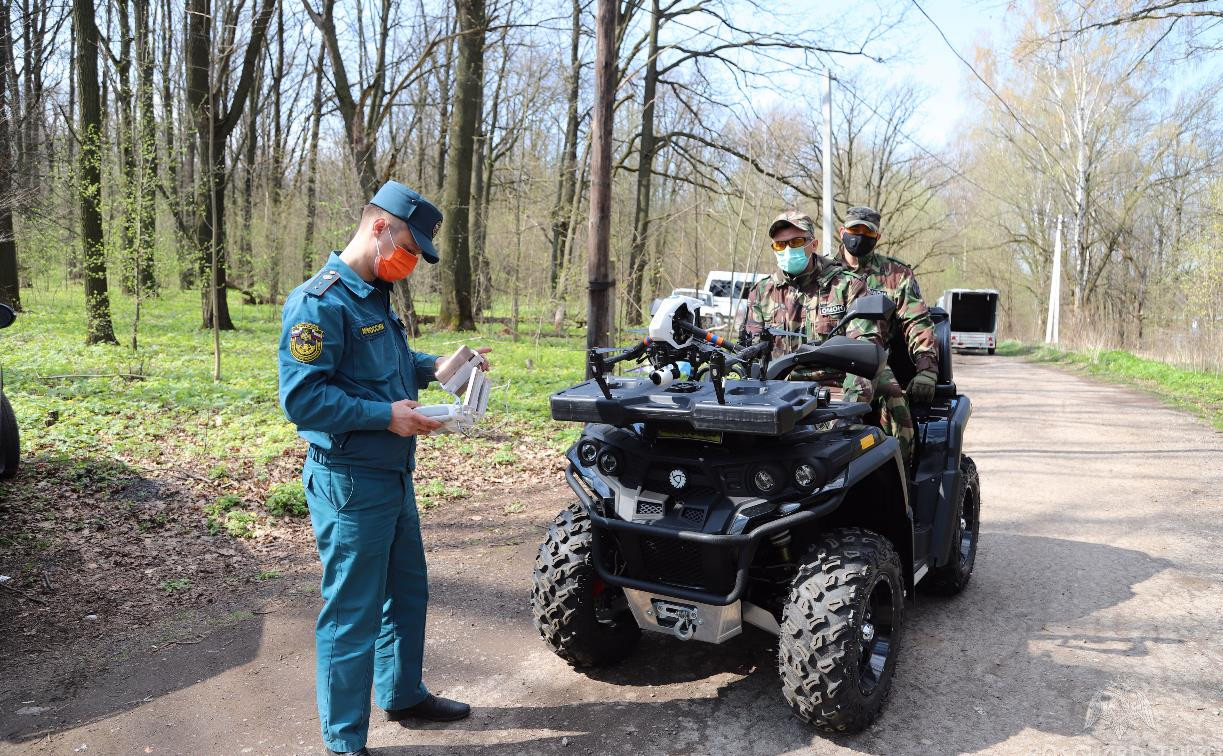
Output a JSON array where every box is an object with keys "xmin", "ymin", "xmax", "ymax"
[
  {"xmin": 597, "ymin": 448, "xmax": 623, "ymax": 476},
  {"xmin": 577, "ymin": 440, "xmax": 600, "ymax": 467},
  {"xmin": 793, "ymin": 463, "xmax": 818, "ymax": 490},
  {"xmin": 749, "ymin": 464, "xmax": 783, "ymax": 496}
]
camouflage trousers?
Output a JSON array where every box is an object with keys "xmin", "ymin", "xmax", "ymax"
[{"xmin": 845, "ymin": 366, "xmax": 913, "ymax": 468}]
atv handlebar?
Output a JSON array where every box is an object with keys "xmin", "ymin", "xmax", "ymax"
[{"xmin": 764, "ymin": 336, "xmax": 885, "ymax": 381}]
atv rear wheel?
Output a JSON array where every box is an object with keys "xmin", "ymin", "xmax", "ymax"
[
  {"xmin": 778, "ymin": 528, "xmax": 904, "ymax": 733},
  {"xmin": 923, "ymin": 456, "xmax": 980, "ymax": 595},
  {"xmin": 0, "ymin": 393, "xmax": 18, "ymax": 480},
  {"xmin": 531, "ymin": 502, "xmax": 641, "ymax": 667}
]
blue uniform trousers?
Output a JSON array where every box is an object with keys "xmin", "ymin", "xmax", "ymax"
[{"xmin": 303, "ymin": 455, "xmax": 430, "ymax": 752}]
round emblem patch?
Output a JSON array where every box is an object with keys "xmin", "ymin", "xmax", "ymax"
[{"xmin": 289, "ymin": 322, "xmax": 325, "ymax": 363}]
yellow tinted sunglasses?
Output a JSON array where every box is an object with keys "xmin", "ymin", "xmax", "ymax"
[{"xmin": 770, "ymin": 236, "xmax": 810, "ymax": 252}]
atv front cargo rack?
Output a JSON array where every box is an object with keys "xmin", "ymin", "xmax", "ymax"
[{"xmin": 550, "ymin": 377, "xmax": 825, "ymax": 435}]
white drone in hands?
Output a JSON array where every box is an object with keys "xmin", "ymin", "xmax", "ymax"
[{"xmin": 415, "ymin": 345, "xmax": 491, "ymax": 434}]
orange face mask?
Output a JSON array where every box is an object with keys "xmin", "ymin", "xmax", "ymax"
[{"xmin": 375, "ymin": 227, "xmax": 420, "ymax": 282}]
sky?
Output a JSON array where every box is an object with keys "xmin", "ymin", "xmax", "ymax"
[
  {"xmin": 848, "ymin": 0, "xmax": 1013, "ymax": 146},
  {"xmin": 686, "ymin": 0, "xmax": 1014, "ymax": 150},
  {"xmin": 810, "ymin": 0, "xmax": 1013, "ymax": 148},
  {"xmin": 710, "ymin": 0, "xmax": 1223, "ymax": 151}
]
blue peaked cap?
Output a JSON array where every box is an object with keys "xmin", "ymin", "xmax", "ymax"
[{"xmin": 369, "ymin": 181, "xmax": 442, "ymax": 263}]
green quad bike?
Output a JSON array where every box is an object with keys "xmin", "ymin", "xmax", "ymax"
[{"xmin": 531, "ymin": 293, "xmax": 979, "ymax": 733}]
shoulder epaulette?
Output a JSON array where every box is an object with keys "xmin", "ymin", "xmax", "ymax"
[
  {"xmin": 305, "ymin": 268, "xmax": 342, "ymax": 297},
  {"xmin": 878, "ymin": 254, "xmax": 914, "ymax": 272}
]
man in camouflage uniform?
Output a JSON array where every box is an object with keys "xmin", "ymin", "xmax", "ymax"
[
  {"xmin": 836, "ymin": 206, "xmax": 939, "ymax": 468},
  {"xmin": 743, "ymin": 210, "xmax": 882, "ymax": 401}
]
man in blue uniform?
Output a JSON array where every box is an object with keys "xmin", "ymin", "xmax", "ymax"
[{"xmin": 279, "ymin": 181, "xmax": 486, "ymax": 756}]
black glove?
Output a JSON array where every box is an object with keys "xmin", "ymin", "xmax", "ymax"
[{"xmin": 907, "ymin": 369, "xmax": 937, "ymax": 404}]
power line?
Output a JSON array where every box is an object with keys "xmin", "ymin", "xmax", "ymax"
[
  {"xmin": 907, "ymin": 0, "xmax": 1049, "ymax": 150},
  {"xmin": 656, "ymin": 9, "xmax": 1013, "ymax": 206},
  {"xmin": 833, "ymin": 83, "xmax": 1017, "ymax": 208}
]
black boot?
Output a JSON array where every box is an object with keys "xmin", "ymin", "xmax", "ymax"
[{"xmin": 387, "ymin": 694, "xmax": 471, "ymax": 723}]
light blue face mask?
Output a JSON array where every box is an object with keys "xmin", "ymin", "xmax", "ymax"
[{"xmin": 775, "ymin": 247, "xmax": 810, "ymax": 275}]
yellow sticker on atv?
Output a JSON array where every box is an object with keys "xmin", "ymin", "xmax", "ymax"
[{"xmin": 656, "ymin": 429, "xmax": 723, "ymax": 444}]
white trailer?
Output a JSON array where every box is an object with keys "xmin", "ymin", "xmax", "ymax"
[{"xmin": 937, "ymin": 289, "xmax": 1000, "ymax": 354}]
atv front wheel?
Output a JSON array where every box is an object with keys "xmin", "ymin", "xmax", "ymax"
[
  {"xmin": 0, "ymin": 393, "xmax": 18, "ymax": 480},
  {"xmin": 778, "ymin": 528, "xmax": 904, "ymax": 733},
  {"xmin": 923, "ymin": 456, "xmax": 980, "ymax": 595},
  {"xmin": 531, "ymin": 502, "xmax": 641, "ymax": 667}
]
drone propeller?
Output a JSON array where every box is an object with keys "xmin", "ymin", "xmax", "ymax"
[
  {"xmin": 592, "ymin": 346, "xmax": 633, "ymax": 355},
  {"xmin": 623, "ymin": 328, "xmax": 648, "ymax": 334}
]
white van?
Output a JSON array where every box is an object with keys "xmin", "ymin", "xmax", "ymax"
[
  {"xmin": 937, "ymin": 289, "xmax": 1000, "ymax": 354},
  {"xmin": 702, "ymin": 270, "xmax": 769, "ymax": 328}
]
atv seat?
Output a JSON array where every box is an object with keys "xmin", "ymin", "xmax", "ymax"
[{"xmin": 886, "ymin": 306, "xmax": 954, "ymax": 398}]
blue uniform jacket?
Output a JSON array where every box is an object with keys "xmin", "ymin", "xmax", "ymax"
[{"xmin": 279, "ymin": 252, "xmax": 438, "ymax": 471}]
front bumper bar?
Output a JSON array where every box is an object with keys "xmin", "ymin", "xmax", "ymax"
[{"xmin": 565, "ymin": 464, "xmax": 839, "ymax": 606}]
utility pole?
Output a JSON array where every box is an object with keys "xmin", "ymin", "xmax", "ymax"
[
  {"xmin": 1045, "ymin": 215, "xmax": 1062, "ymax": 344},
  {"xmin": 586, "ymin": 0, "xmax": 616, "ymax": 369},
  {"xmin": 822, "ymin": 69, "xmax": 833, "ymax": 255}
]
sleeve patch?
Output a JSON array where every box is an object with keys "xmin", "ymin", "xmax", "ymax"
[{"xmin": 289, "ymin": 322, "xmax": 325, "ymax": 363}]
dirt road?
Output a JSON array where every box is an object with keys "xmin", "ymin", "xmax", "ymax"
[{"xmin": 4, "ymin": 355, "xmax": 1222, "ymax": 755}]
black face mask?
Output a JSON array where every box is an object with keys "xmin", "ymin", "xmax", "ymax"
[{"xmin": 842, "ymin": 232, "xmax": 878, "ymax": 259}]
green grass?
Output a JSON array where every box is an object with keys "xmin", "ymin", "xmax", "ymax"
[
  {"xmin": 1001, "ymin": 341, "xmax": 1223, "ymax": 428},
  {"xmin": 264, "ymin": 480, "xmax": 307, "ymax": 517},
  {"xmin": 994, "ymin": 339, "xmax": 1037, "ymax": 357},
  {"xmin": 3, "ymin": 285, "xmax": 591, "ymax": 472}
]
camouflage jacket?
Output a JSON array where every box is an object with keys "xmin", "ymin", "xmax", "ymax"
[
  {"xmin": 839, "ymin": 251, "xmax": 939, "ymax": 374},
  {"xmin": 742, "ymin": 256, "xmax": 882, "ymax": 398}
]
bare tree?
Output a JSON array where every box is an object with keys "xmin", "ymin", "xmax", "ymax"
[
  {"xmin": 548, "ymin": 0, "xmax": 582, "ymax": 296},
  {"xmin": 300, "ymin": 40, "xmax": 324, "ymax": 281},
  {"xmin": 184, "ymin": 0, "xmax": 276, "ymax": 330},
  {"xmin": 0, "ymin": 7, "xmax": 20, "ymax": 308},
  {"xmin": 73, "ymin": 0, "xmax": 117, "ymax": 344},
  {"xmin": 437, "ymin": 0, "xmax": 485, "ymax": 331}
]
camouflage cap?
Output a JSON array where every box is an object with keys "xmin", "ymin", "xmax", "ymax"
[
  {"xmin": 768, "ymin": 210, "xmax": 817, "ymax": 239},
  {"xmin": 841, "ymin": 206, "xmax": 881, "ymax": 233}
]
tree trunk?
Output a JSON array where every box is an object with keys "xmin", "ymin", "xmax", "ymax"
[
  {"xmin": 237, "ymin": 72, "xmax": 258, "ymax": 289},
  {"xmin": 470, "ymin": 55, "xmax": 497, "ymax": 317},
  {"xmin": 0, "ymin": 7, "xmax": 20, "ymax": 309},
  {"xmin": 434, "ymin": 8, "xmax": 456, "ymax": 196},
  {"xmin": 74, "ymin": 0, "xmax": 117, "ymax": 344},
  {"xmin": 550, "ymin": 0, "xmax": 581, "ymax": 296},
  {"xmin": 185, "ymin": 0, "xmax": 274, "ymax": 331},
  {"xmin": 196, "ymin": 153, "xmax": 234, "ymax": 330},
  {"xmin": 301, "ymin": 41, "xmax": 324, "ymax": 280},
  {"xmin": 133, "ymin": 0, "xmax": 158, "ymax": 295},
  {"xmin": 437, "ymin": 0, "xmax": 484, "ymax": 331},
  {"xmin": 625, "ymin": 0, "xmax": 659, "ymax": 324},
  {"xmin": 587, "ymin": 0, "xmax": 616, "ymax": 358},
  {"xmin": 116, "ymin": 0, "xmax": 139, "ymax": 294},
  {"xmin": 265, "ymin": 1, "xmax": 284, "ymax": 303},
  {"xmin": 1071, "ymin": 117, "xmax": 1089, "ymax": 311},
  {"xmin": 164, "ymin": 0, "xmax": 193, "ymax": 289},
  {"xmin": 307, "ymin": 0, "xmax": 378, "ymax": 195}
]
